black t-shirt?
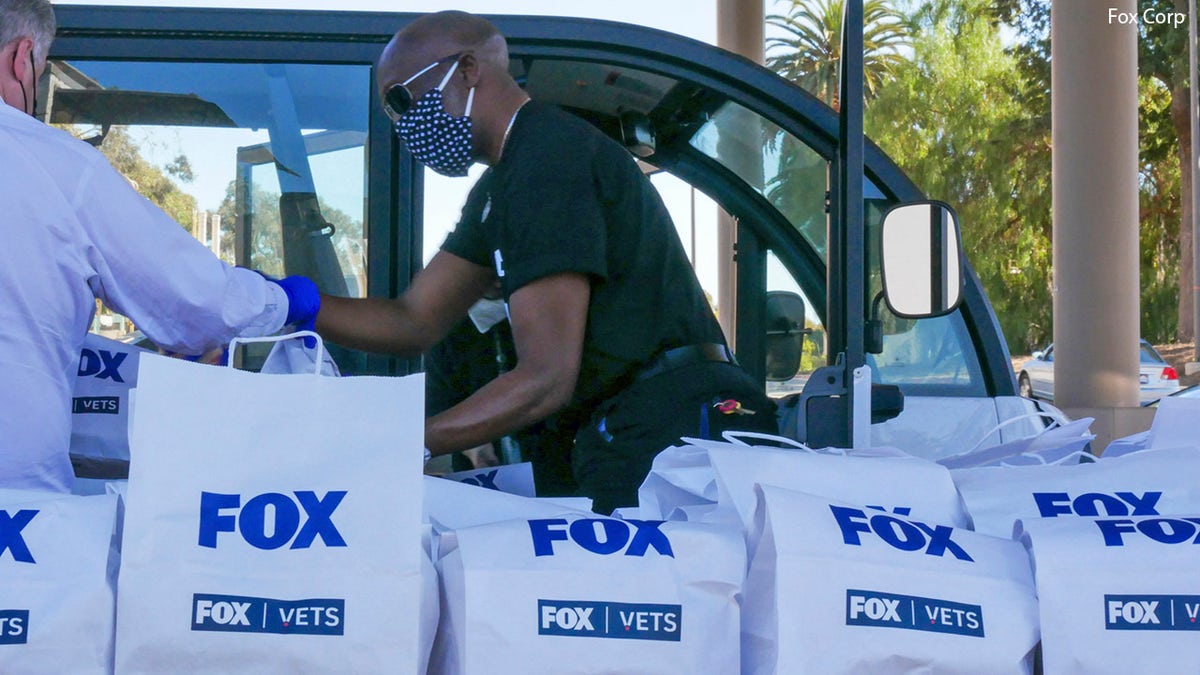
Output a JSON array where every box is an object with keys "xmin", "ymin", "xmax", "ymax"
[{"xmin": 442, "ymin": 101, "xmax": 726, "ymax": 416}]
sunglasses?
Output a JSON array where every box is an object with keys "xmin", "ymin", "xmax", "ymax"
[{"xmin": 382, "ymin": 52, "xmax": 465, "ymax": 123}]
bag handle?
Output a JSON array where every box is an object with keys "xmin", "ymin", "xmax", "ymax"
[
  {"xmin": 962, "ymin": 411, "xmax": 1063, "ymax": 457},
  {"xmin": 718, "ymin": 430, "xmax": 814, "ymax": 452},
  {"xmin": 227, "ymin": 331, "xmax": 326, "ymax": 376},
  {"xmin": 1000, "ymin": 449, "xmax": 1095, "ymax": 468}
]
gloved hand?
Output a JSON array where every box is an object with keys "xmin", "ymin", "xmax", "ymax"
[{"xmin": 272, "ymin": 275, "xmax": 321, "ymax": 347}]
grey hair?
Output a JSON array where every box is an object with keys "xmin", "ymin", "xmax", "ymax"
[{"xmin": 0, "ymin": 0, "xmax": 56, "ymax": 64}]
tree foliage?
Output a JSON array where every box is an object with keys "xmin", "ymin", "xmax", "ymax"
[
  {"xmin": 93, "ymin": 126, "xmax": 198, "ymax": 229},
  {"xmin": 863, "ymin": 0, "xmax": 1055, "ymax": 352},
  {"xmin": 215, "ymin": 180, "xmax": 364, "ymax": 284},
  {"xmin": 769, "ymin": 0, "xmax": 1192, "ymax": 352},
  {"xmin": 1138, "ymin": 0, "xmax": 1194, "ymax": 342},
  {"xmin": 766, "ymin": 0, "xmax": 909, "ymax": 108}
]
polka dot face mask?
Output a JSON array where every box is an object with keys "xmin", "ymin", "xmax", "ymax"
[{"xmin": 393, "ymin": 60, "xmax": 476, "ymax": 178}]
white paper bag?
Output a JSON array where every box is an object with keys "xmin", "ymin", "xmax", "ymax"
[
  {"xmin": 433, "ymin": 514, "xmax": 744, "ymax": 675},
  {"xmin": 442, "ymin": 462, "xmax": 536, "ymax": 497},
  {"xmin": 1020, "ymin": 513, "xmax": 1200, "ymax": 674},
  {"xmin": 69, "ymin": 334, "xmax": 148, "ymax": 482},
  {"xmin": 1105, "ymin": 398, "xmax": 1200, "ymax": 458},
  {"xmin": 0, "ymin": 493, "xmax": 120, "ymax": 675},
  {"xmin": 639, "ymin": 434, "xmax": 969, "ymax": 530},
  {"xmin": 114, "ymin": 355, "xmax": 424, "ymax": 674},
  {"xmin": 423, "ymin": 475, "xmax": 590, "ymax": 537},
  {"xmin": 418, "ymin": 524, "xmax": 438, "ymax": 675},
  {"xmin": 952, "ymin": 446, "xmax": 1200, "ymax": 538},
  {"xmin": 743, "ymin": 485, "xmax": 1038, "ymax": 674},
  {"xmin": 937, "ymin": 417, "xmax": 1095, "ymax": 469},
  {"xmin": 251, "ymin": 331, "xmax": 340, "ymax": 377}
]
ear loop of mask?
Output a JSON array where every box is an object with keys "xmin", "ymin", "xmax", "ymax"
[
  {"xmin": 12, "ymin": 50, "xmax": 25, "ymax": 114},
  {"xmin": 27, "ymin": 51, "xmax": 36, "ymax": 118},
  {"xmin": 402, "ymin": 58, "xmax": 444, "ymax": 88},
  {"xmin": 434, "ymin": 60, "xmax": 474, "ymax": 117},
  {"xmin": 12, "ymin": 47, "xmax": 35, "ymax": 118}
]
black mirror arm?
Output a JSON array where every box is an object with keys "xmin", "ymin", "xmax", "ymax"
[{"xmin": 865, "ymin": 290, "xmax": 886, "ymax": 354}]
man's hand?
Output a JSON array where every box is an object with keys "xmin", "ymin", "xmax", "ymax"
[
  {"xmin": 316, "ymin": 252, "xmax": 496, "ymax": 356},
  {"xmin": 425, "ymin": 272, "xmax": 589, "ymax": 454},
  {"xmin": 274, "ymin": 275, "xmax": 321, "ymax": 331}
]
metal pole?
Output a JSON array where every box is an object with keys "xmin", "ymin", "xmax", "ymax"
[
  {"xmin": 1190, "ymin": 0, "xmax": 1199, "ymax": 362},
  {"xmin": 1052, "ymin": 0, "xmax": 1140, "ymax": 410},
  {"xmin": 716, "ymin": 0, "xmax": 765, "ymax": 349},
  {"xmin": 837, "ymin": 0, "xmax": 866, "ymax": 445}
]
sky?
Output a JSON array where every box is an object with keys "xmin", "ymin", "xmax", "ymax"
[{"xmin": 58, "ymin": 0, "xmax": 724, "ymax": 40}]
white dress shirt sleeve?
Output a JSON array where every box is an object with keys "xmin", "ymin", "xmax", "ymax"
[{"xmin": 72, "ymin": 150, "xmax": 290, "ymax": 354}]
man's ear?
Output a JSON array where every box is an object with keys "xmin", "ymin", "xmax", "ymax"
[
  {"xmin": 458, "ymin": 52, "xmax": 482, "ymax": 88},
  {"xmin": 11, "ymin": 38, "xmax": 35, "ymax": 80}
]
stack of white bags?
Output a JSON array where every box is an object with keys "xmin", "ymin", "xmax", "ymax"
[{"xmin": 4, "ymin": 333, "xmax": 1200, "ymax": 673}]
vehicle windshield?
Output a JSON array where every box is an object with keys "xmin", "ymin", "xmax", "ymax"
[
  {"xmin": 47, "ymin": 59, "xmax": 369, "ymax": 368},
  {"xmin": 690, "ymin": 101, "xmax": 830, "ymax": 260}
]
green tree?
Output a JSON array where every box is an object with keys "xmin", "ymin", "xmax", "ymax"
[
  {"xmin": 92, "ymin": 126, "xmax": 197, "ymax": 228},
  {"xmin": 864, "ymin": 0, "xmax": 1054, "ymax": 352},
  {"xmin": 1140, "ymin": 76, "xmax": 1184, "ymax": 342},
  {"xmin": 998, "ymin": 0, "xmax": 1191, "ymax": 344},
  {"xmin": 1139, "ymin": 0, "xmax": 1194, "ymax": 342},
  {"xmin": 766, "ymin": 0, "xmax": 909, "ymax": 108},
  {"xmin": 216, "ymin": 180, "xmax": 364, "ymax": 286}
]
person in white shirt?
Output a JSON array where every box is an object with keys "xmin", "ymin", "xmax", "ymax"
[{"xmin": 0, "ymin": 0, "xmax": 320, "ymax": 492}]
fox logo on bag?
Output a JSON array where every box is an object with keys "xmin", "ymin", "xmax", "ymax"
[
  {"xmin": 846, "ymin": 590, "xmax": 984, "ymax": 637},
  {"xmin": 198, "ymin": 491, "xmax": 347, "ymax": 550},
  {"xmin": 537, "ymin": 600, "xmax": 682, "ymax": 641},
  {"xmin": 77, "ymin": 348, "xmax": 128, "ymax": 382},
  {"xmin": 192, "ymin": 594, "xmax": 344, "ymax": 636},
  {"xmin": 1095, "ymin": 516, "xmax": 1200, "ymax": 546},
  {"xmin": 0, "ymin": 610, "xmax": 28, "ymax": 645},
  {"xmin": 0, "ymin": 509, "xmax": 38, "ymax": 564},
  {"xmin": 1105, "ymin": 595, "xmax": 1200, "ymax": 631},
  {"xmin": 1033, "ymin": 491, "xmax": 1162, "ymax": 518},
  {"xmin": 830, "ymin": 505, "xmax": 974, "ymax": 562},
  {"xmin": 528, "ymin": 518, "xmax": 674, "ymax": 558}
]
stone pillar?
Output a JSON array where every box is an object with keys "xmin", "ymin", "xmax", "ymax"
[
  {"xmin": 1052, "ymin": 0, "xmax": 1141, "ymax": 414},
  {"xmin": 716, "ymin": 0, "xmax": 765, "ymax": 347}
]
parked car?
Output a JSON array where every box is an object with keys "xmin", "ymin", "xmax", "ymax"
[{"xmin": 1018, "ymin": 340, "xmax": 1181, "ymax": 404}]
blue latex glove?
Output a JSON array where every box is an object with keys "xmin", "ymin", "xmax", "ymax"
[{"xmin": 273, "ymin": 275, "xmax": 321, "ymax": 346}]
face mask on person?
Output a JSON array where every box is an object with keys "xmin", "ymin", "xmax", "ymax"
[
  {"xmin": 467, "ymin": 297, "xmax": 509, "ymax": 334},
  {"xmin": 390, "ymin": 58, "xmax": 476, "ymax": 177}
]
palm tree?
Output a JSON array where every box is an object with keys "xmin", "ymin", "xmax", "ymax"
[{"xmin": 766, "ymin": 0, "xmax": 909, "ymax": 109}]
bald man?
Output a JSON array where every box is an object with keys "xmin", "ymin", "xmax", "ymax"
[{"xmin": 318, "ymin": 10, "xmax": 776, "ymax": 513}]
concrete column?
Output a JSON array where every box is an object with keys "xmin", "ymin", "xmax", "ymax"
[
  {"xmin": 1052, "ymin": 0, "xmax": 1141, "ymax": 412},
  {"xmin": 716, "ymin": 0, "xmax": 765, "ymax": 347}
]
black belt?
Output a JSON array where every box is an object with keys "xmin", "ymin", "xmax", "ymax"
[{"xmin": 635, "ymin": 343, "xmax": 737, "ymax": 382}]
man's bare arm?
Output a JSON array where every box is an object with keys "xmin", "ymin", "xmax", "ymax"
[
  {"xmin": 315, "ymin": 251, "xmax": 496, "ymax": 356},
  {"xmin": 425, "ymin": 272, "xmax": 589, "ymax": 454}
]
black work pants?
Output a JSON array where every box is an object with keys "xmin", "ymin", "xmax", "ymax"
[{"xmin": 572, "ymin": 361, "xmax": 777, "ymax": 515}]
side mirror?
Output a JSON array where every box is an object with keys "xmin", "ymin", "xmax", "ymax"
[
  {"xmin": 1032, "ymin": 350, "xmax": 1045, "ymax": 360},
  {"xmin": 880, "ymin": 201, "xmax": 964, "ymax": 319},
  {"xmin": 765, "ymin": 291, "xmax": 808, "ymax": 381}
]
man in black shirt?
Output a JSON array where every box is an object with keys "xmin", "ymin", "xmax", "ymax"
[{"xmin": 317, "ymin": 10, "xmax": 775, "ymax": 513}]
